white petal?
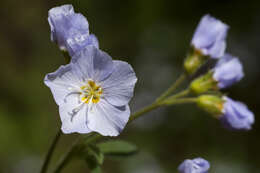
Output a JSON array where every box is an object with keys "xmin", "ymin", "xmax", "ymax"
[
  {"xmin": 44, "ymin": 64, "xmax": 82, "ymax": 105},
  {"xmin": 101, "ymin": 60, "xmax": 137, "ymax": 106},
  {"xmin": 59, "ymin": 94, "xmax": 91, "ymax": 134},
  {"xmin": 71, "ymin": 46, "xmax": 114, "ymax": 82},
  {"xmin": 87, "ymin": 99, "xmax": 130, "ymax": 136}
]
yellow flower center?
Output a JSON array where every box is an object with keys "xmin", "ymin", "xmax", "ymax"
[{"xmin": 80, "ymin": 80, "xmax": 102, "ymax": 104}]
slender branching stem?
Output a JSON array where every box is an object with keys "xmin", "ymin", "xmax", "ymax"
[
  {"xmin": 40, "ymin": 129, "xmax": 62, "ymax": 173},
  {"xmin": 156, "ymin": 73, "xmax": 187, "ymax": 102}
]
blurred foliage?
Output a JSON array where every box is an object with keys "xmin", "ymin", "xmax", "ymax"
[{"xmin": 0, "ymin": 0, "xmax": 259, "ymax": 172}]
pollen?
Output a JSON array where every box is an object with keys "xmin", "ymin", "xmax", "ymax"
[{"xmin": 80, "ymin": 80, "xmax": 103, "ymax": 104}]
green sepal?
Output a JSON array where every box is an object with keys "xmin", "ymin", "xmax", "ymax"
[
  {"xmin": 190, "ymin": 71, "xmax": 218, "ymax": 94},
  {"xmin": 184, "ymin": 46, "xmax": 208, "ymax": 75},
  {"xmin": 197, "ymin": 95, "xmax": 224, "ymax": 117},
  {"xmin": 97, "ymin": 140, "xmax": 138, "ymax": 156}
]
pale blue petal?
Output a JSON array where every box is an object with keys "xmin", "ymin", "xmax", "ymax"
[
  {"xmin": 48, "ymin": 5, "xmax": 98, "ymax": 56},
  {"xmin": 178, "ymin": 158, "xmax": 210, "ymax": 173},
  {"xmin": 48, "ymin": 4, "xmax": 75, "ymax": 46},
  {"xmin": 101, "ymin": 60, "xmax": 137, "ymax": 106},
  {"xmin": 44, "ymin": 64, "xmax": 82, "ymax": 105},
  {"xmin": 213, "ymin": 54, "xmax": 244, "ymax": 88},
  {"xmin": 59, "ymin": 94, "xmax": 91, "ymax": 134},
  {"xmin": 220, "ymin": 97, "xmax": 254, "ymax": 130},
  {"xmin": 191, "ymin": 14, "xmax": 229, "ymax": 58},
  {"xmin": 87, "ymin": 99, "xmax": 130, "ymax": 136},
  {"xmin": 71, "ymin": 46, "xmax": 114, "ymax": 82}
]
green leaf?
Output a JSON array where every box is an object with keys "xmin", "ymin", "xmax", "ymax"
[
  {"xmin": 97, "ymin": 140, "xmax": 138, "ymax": 156},
  {"xmin": 85, "ymin": 145, "xmax": 104, "ymax": 165}
]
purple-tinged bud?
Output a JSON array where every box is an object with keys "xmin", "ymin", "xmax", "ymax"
[
  {"xmin": 220, "ymin": 97, "xmax": 254, "ymax": 130},
  {"xmin": 213, "ymin": 54, "xmax": 244, "ymax": 89},
  {"xmin": 191, "ymin": 15, "xmax": 229, "ymax": 59},
  {"xmin": 48, "ymin": 4, "xmax": 99, "ymax": 57},
  {"xmin": 178, "ymin": 157, "xmax": 210, "ymax": 173}
]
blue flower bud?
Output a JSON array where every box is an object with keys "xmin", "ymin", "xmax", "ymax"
[
  {"xmin": 220, "ymin": 97, "xmax": 254, "ymax": 130},
  {"xmin": 213, "ymin": 54, "xmax": 244, "ymax": 88},
  {"xmin": 191, "ymin": 14, "xmax": 229, "ymax": 59},
  {"xmin": 178, "ymin": 157, "xmax": 210, "ymax": 173},
  {"xmin": 48, "ymin": 4, "xmax": 99, "ymax": 56}
]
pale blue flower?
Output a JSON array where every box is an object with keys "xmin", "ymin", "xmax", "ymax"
[
  {"xmin": 191, "ymin": 14, "xmax": 229, "ymax": 58},
  {"xmin": 44, "ymin": 46, "xmax": 137, "ymax": 136},
  {"xmin": 220, "ymin": 97, "xmax": 254, "ymax": 130},
  {"xmin": 213, "ymin": 54, "xmax": 244, "ymax": 88},
  {"xmin": 48, "ymin": 4, "xmax": 99, "ymax": 56},
  {"xmin": 178, "ymin": 158, "xmax": 210, "ymax": 173}
]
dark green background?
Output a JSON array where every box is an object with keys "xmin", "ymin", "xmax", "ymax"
[{"xmin": 0, "ymin": 0, "xmax": 259, "ymax": 172}]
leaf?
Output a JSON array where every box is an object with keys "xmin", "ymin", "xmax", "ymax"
[
  {"xmin": 97, "ymin": 140, "xmax": 138, "ymax": 156},
  {"xmin": 78, "ymin": 144, "xmax": 104, "ymax": 167}
]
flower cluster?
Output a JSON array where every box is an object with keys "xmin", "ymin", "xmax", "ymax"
[
  {"xmin": 43, "ymin": 5, "xmax": 255, "ymax": 173},
  {"xmin": 187, "ymin": 15, "xmax": 254, "ymax": 131},
  {"xmin": 45, "ymin": 4, "xmax": 137, "ymax": 136}
]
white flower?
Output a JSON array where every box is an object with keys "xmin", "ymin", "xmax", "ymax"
[{"xmin": 44, "ymin": 46, "xmax": 137, "ymax": 136}]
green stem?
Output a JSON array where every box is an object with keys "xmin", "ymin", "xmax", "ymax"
[
  {"xmin": 129, "ymin": 102, "xmax": 161, "ymax": 123},
  {"xmin": 163, "ymin": 97, "xmax": 198, "ymax": 105},
  {"xmin": 52, "ymin": 136, "xmax": 81, "ymax": 173},
  {"xmin": 156, "ymin": 73, "xmax": 187, "ymax": 102},
  {"xmin": 40, "ymin": 129, "xmax": 62, "ymax": 173},
  {"xmin": 165, "ymin": 88, "xmax": 190, "ymax": 101}
]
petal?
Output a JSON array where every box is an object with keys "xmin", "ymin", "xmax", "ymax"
[
  {"xmin": 87, "ymin": 99, "xmax": 130, "ymax": 136},
  {"xmin": 191, "ymin": 14, "xmax": 229, "ymax": 58},
  {"xmin": 48, "ymin": 4, "xmax": 75, "ymax": 43},
  {"xmin": 221, "ymin": 97, "xmax": 254, "ymax": 130},
  {"xmin": 48, "ymin": 5, "xmax": 101, "ymax": 56},
  {"xmin": 213, "ymin": 54, "xmax": 244, "ymax": 88},
  {"xmin": 44, "ymin": 64, "xmax": 82, "ymax": 105},
  {"xmin": 71, "ymin": 46, "xmax": 114, "ymax": 82},
  {"xmin": 101, "ymin": 60, "xmax": 137, "ymax": 106},
  {"xmin": 59, "ymin": 94, "xmax": 91, "ymax": 134}
]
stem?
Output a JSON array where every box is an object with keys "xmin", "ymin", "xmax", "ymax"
[
  {"xmin": 40, "ymin": 129, "xmax": 62, "ymax": 173},
  {"xmin": 129, "ymin": 102, "xmax": 161, "ymax": 123},
  {"xmin": 165, "ymin": 88, "xmax": 190, "ymax": 101},
  {"xmin": 163, "ymin": 97, "xmax": 197, "ymax": 105},
  {"xmin": 156, "ymin": 73, "xmax": 186, "ymax": 102},
  {"xmin": 53, "ymin": 136, "xmax": 81, "ymax": 173}
]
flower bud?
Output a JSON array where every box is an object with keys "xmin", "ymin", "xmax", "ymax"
[
  {"xmin": 191, "ymin": 14, "xmax": 229, "ymax": 59},
  {"xmin": 178, "ymin": 157, "xmax": 210, "ymax": 173},
  {"xmin": 220, "ymin": 97, "xmax": 254, "ymax": 130},
  {"xmin": 184, "ymin": 48, "xmax": 208, "ymax": 75},
  {"xmin": 190, "ymin": 72, "xmax": 218, "ymax": 94},
  {"xmin": 213, "ymin": 54, "xmax": 244, "ymax": 89},
  {"xmin": 184, "ymin": 15, "xmax": 229, "ymax": 75},
  {"xmin": 197, "ymin": 95, "xmax": 224, "ymax": 117}
]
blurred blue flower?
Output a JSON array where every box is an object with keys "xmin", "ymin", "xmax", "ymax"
[
  {"xmin": 44, "ymin": 46, "xmax": 137, "ymax": 136},
  {"xmin": 191, "ymin": 14, "xmax": 229, "ymax": 58},
  {"xmin": 213, "ymin": 54, "xmax": 244, "ymax": 88},
  {"xmin": 220, "ymin": 97, "xmax": 254, "ymax": 130},
  {"xmin": 48, "ymin": 4, "xmax": 99, "ymax": 56},
  {"xmin": 178, "ymin": 157, "xmax": 210, "ymax": 173}
]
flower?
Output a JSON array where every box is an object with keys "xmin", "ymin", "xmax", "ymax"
[
  {"xmin": 48, "ymin": 4, "xmax": 99, "ymax": 56},
  {"xmin": 191, "ymin": 14, "xmax": 229, "ymax": 58},
  {"xmin": 220, "ymin": 97, "xmax": 254, "ymax": 130},
  {"xmin": 213, "ymin": 54, "xmax": 244, "ymax": 88},
  {"xmin": 44, "ymin": 46, "xmax": 137, "ymax": 136},
  {"xmin": 178, "ymin": 158, "xmax": 210, "ymax": 173}
]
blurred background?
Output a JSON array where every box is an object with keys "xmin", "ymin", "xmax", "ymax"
[{"xmin": 0, "ymin": 0, "xmax": 259, "ymax": 172}]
